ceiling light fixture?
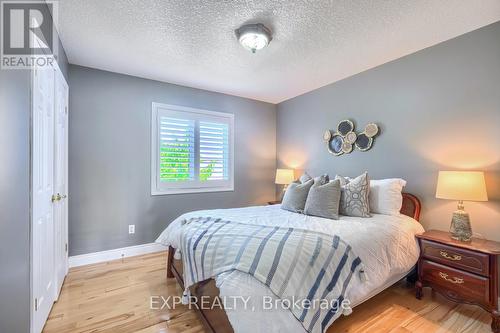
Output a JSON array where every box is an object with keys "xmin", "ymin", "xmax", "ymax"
[{"xmin": 235, "ymin": 23, "xmax": 272, "ymax": 53}]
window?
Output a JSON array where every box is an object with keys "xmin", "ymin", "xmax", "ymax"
[{"xmin": 151, "ymin": 103, "xmax": 234, "ymax": 195}]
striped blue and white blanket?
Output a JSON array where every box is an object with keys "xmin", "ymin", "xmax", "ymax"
[{"xmin": 180, "ymin": 216, "xmax": 365, "ymax": 333}]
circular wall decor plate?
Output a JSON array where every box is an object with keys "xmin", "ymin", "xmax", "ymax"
[
  {"xmin": 355, "ymin": 133, "xmax": 373, "ymax": 151},
  {"xmin": 323, "ymin": 130, "xmax": 332, "ymax": 142},
  {"xmin": 328, "ymin": 134, "xmax": 344, "ymax": 156},
  {"xmin": 325, "ymin": 120, "xmax": 379, "ymax": 155},
  {"xmin": 364, "ymin": 123, "xmax": 379, "ymax": 138},
  {"xmin": 341, "ymin": 141, "xmax": 353, "ymax": 153},
  {"xmin": 337, "ymin": 120, "xmax": 354, "ymax": 136},
  {"xmin": 344, "ymin": 131, "xmax": 357, "ymax": 144}
]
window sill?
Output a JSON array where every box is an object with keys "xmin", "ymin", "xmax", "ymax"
[{"xmin": 151, "ymin": 186, "xmax": 234, "ymax": 196}]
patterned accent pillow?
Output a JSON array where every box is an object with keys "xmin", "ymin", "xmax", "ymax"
[
  {"xmin": 335, "ymin": 172, "xmax": 371, "ymax": 217},
  {"xmin": 304, "ymin": 179, "xmax": 341, "ymax": 219},
  {"xmin": 281, "ymin": 179, "xmax": 314, "ymax": 213}
]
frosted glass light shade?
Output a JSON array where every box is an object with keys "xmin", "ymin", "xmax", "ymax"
[
  {"xmin": 235, "ymin": 23, "xmax": 272, "ymax": 53},
  {"xmin": 436, "ymin": 171, "xmax": 488, "ymax": 202},
  {"xmin": 275, "ymin": 169, "xmax": 294, "ymax": 185}
]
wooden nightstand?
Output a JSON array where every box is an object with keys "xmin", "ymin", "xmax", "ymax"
[
  {"xmin": 267, "ymin": 200, "xmax": 281, "ymax": 205},
  {"xmin": 416, "ymin": 230, "xmax": 500, "ymax": 332}
]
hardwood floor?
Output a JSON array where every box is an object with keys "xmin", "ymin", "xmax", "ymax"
[{"xmin": 43, "ymin": 252, "xmax": 492, "ymax": 333}]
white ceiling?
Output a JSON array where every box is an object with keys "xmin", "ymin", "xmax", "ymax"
[{"xmin": 57, "ymin": 0, "xmax": 500, "ymax": 104}]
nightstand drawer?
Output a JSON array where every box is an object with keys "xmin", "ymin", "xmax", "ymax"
[
  {"xmin": 421, "ymin": 260, "xmax": 490, "ymax": 307},
  {"xmin": 421, "ymin": 239, "xmax": 489, "ymax": 276}
]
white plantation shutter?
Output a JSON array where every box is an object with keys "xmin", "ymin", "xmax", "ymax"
[
  {"xmin": 159, "ymin": 116, "xmax": 195, "ymax": 182},
  {"xmin": 199, "ymin": 121, "xmax": 229, "ymax": 181},
  {"xmin": 152, "ymin": 103, "xmax": 234, "ymax": 195}
]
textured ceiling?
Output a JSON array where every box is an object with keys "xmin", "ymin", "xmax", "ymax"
[{"xmin": 57, "ymin": 0, "xmax": 500, "ymax": 103}]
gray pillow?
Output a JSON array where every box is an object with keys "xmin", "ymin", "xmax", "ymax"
[
  {"xmin": 314, "ymin": 174, "xmax": 330, "ymax": 185},
  {"xmin": 300, "ymin": 172, "xmax": 329, "ymax": 184},
  {"xmin": 281, "ymin": 179, "xmax": 314, "ymax": 213},
  {"xmin": 299, "ymin": 172, "xmax": 312, "ymax": 183},
  {"xmin": 335, "ymin": 172, "xmax": 371, "ymax": 217},
  {"xmin": 304, "ymin": 179, "xmax": 341, "ymax": 219}
]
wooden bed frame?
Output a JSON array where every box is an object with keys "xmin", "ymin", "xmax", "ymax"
[{"xmin": 166, "ymin": 193, "xmax": 422, "ymax": 333}]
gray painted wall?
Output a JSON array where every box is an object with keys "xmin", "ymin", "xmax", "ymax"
[
  {"xmin": 68, "ymin": 65, "xmax": 276, "ymax": 255},
  {"xmin": 0, "ymin": 70, "xmax": 31, "ymax": 333},
  {"xmin": 277, "ymin": 22, "xmax": 500, "ymax": 241},
  {"xmin": 0, "ymin": 5, "xmax": 68, "ymax": 331}
]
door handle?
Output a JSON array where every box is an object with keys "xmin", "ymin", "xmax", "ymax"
[
  {"xmin": 51, "ymin": 193, "xmax": 62, "ymax": 202},
  {"xmin": 61, "ymin": 194, "xmax": 67, "ymax": 199}
]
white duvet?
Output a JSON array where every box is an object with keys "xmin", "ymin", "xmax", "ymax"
[{"xmin": 156, "ymin": 204, "xmax": 424, "ymax": 333}]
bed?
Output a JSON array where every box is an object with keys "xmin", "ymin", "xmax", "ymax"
[{"xmin": 156, "ymin": 193, "xmax": 423, "ymax": 333}]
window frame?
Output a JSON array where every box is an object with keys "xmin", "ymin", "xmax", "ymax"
[{"xmin": 151, "ymin": 102, "xmax": 234, "ymax": 195}]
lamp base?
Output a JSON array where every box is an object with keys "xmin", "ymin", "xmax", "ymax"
[
  {"xmin": 450, "ymin": 209, "xmax": 472, "ymax": 242},
  {"xmin": 280, "ymin": 184, "xmax": 289, "ymax": 200}
]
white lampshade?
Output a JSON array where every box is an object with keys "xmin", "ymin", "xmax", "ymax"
[
  {"xmin": 275, "ymin": 169, "xmax": 294, "ymax": 185},
  {"xmin": 436, "ymin": 171, "xmax": 488, "ymax": 202}
]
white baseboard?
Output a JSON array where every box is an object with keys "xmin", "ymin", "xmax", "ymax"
[{"xmin": 69, "ymin": 242, "xmax": 167, "ymax": 268}]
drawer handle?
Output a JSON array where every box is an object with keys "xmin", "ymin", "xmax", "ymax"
[
  {"xmin": 439, "ymin": 272, "xmax": 464, "ymax": 284},
  {"xmin": 440, "ymin": 251, "xmax": 462, "ymax": 261}
]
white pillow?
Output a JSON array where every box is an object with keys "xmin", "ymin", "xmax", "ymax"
[{"xmin": 369, "ymin": 178, "xmax": 407, "ymax": 215}]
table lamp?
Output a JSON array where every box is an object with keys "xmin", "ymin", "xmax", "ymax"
[
  {"xmin": 275, "ymin": 169, "xmax": 295, "ymax": 199},
  {"xmin": 435, "ymin": 171, "xmax": 488, "ymax": 242}
]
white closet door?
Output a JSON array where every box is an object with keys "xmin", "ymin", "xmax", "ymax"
[
  {"xmin": 31, "ymin": 61, "xmax": 56, "ymax": 333},
  {"xmin": 53, "ymin": 67, "xmax": 69, "ymax": 299}
]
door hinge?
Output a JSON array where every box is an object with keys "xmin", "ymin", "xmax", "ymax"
[
  {"xmin": 35, "ymin": 298, "xmax": 38, "ymax": 311},
  {"xmin": 65, "ymin": 106, "xmax": 68, "ymax": 114},
  {"xmin": 65, "ymin": 243, "xmax": 68, "ymax": 253}
]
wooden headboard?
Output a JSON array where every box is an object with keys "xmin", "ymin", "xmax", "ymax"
[{"xmin": 400, "ymin": 193, "xmax": 421, "ymax": 221}]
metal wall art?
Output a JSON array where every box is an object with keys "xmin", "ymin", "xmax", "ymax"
[{"xmin": 324, "ymin": 120, "xmax": 379, "ymax": 156}]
